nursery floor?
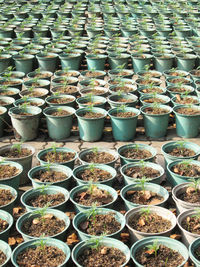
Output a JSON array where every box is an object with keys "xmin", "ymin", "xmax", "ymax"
[{"xmin": 1, "ymin": 126, "xmax": 199, "ymax": 267}]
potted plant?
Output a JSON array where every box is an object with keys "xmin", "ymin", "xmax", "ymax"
[
  {"xmin": 131, "ymin": 49, "xmax": 153, "ymax": 72},
  {"xmin": 76, "ymin": 94, "xmax": 106, "ymax": 109},
  {"xmin": 43, "ymin": 106, "xmax": 75, "ymax": 140},
  {"xmin": 27, "ymin": 68, "xmax": 53, "ymax": 81},
  {"xmin": 176, "ymin": 53, "xmax": 197, "ymax": 71},
  {"xmin": 0, "ymin": 240, "xmax": 12, "ymax": 267},
  {"xmin": 59, "ymin": 50, "xmax": 81, "ymax": 71},
  {"xmin": 0, "ymin": 209, "xmax": 13, "ymax": 242},
  {"xmin": 0, "ymin": 106, "xmax": 7, "ymax": 137},
  {"xmin": 140, "ymin": 93, "xmax": 170, "ymax": 106},
  {"xmin": 0, "ymin": 184, "xmax": 17, "ymax": 214},
  {"xmin": 108, "ymin": 92, "xmax": 138, "ymax": 108},
  {"xmin": 189, "ymin": 237, "xmax": 200, "ymax": 266},
  {"xmin": 13, "ymin": 50, "xmax": 34, "ymax": 75},
  {"xmin": 36, "ymin": 51, "xmax": 58, "ymax": 72},
  {"xmin": 45, "ymin": 94, "xmax": 76, "ymax": 108}
]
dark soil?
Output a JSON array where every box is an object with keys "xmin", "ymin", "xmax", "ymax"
[
  {"xmin": 16, "ymin": 244, "xmax": 66, "ymax": 267},
  {"xmin": 79, "ymin": 212, "xmax": 121, "ymax": 236},
  {"xmin": 109, "ymin": 80, "xmax": 132, "ymax": 85},
  {"xmin": 0, "ymin": 91, "xmax": 14, "ymax": 96},
  {"xmin": 0, "ymin": 218, "xmax": 8, "ymax": 232},
  {"xmin": 174, "ymin": 95, "xmax": 198, "ymax": 104},
  {"xmin": 27, "ymin": 193, "xmax": 65, "ymax": 208},
  {"xmin": 41, "ymin": 151, "xmax": 75, "ymax": 163},
  {"xmin": 80, "ymin": 112, "xmax": 104, "ymax": 118},
  {"xmin": 120, "ymin": 148, "xmax": 152, "ymax": 160},
  {"xmin": 74, "ymin": 186, "xmax": 113, "ymax": 206},
  {"xmin": 22, "ymin": 101, "xmax": 40, "ymax": 106},
  {"xmin": 172, "ymin": 163, "xmax": 200, "ymax": 177},
  {"xmin": 182, "ymin": 214, "xmax": 200, "ymax": 234},
  {"xmin": 18, "ymin": 112, "xmax": 33, "ymax": 116},
  {"xmin": 112, "ymin": 111, "xmax": 136, "ymax": 118},
  {"xmin": 139, "ymin": 72, "xmax": 161, "ymax": 78},
  {"xmin": 126, "ymin": 190, "xmax": 164, "ymax": 205},
  {"xmin": 76, "ymin": 168, "xmax": 112, "ymax": 182},
  {"xmin": 168, "ymin": 71, "xmax": 185, "ymax": 76},
  {"xmin": 1, "ymin": 148, "xmax": 32, "ymax": 158},
  {"xmin": 50, "ymin": 110, "xmax": 71, "ymax": 116},
  {"xmin": 128, "ymin": 212, "xmax": 172, "ymax": 233},
  {"xmin": 124, "ymin": 166, "xmax": 160, "ymax": 179},
  {"xmin": 0, "ymin": 188, "xmax": 14, "ymax": 206},
  {"xmin": 0, "ymin": 165, "xmax": 20, "ymax": 179},
  {"xmin": 111, "ymin": 71, "xmax": 131, "ymax": 76},
  {"xmin": 22, "ymin": 213, "xmax": 66, "ymax": 237},
  {"xmin": 0, "ymin": 250, "xmax": 6, "ymax": 266},
  {"xmin": 82, "ymin": 151, "xmax": 115, "ymax": 164},
  {"xmin": 141, "ymin": 87, "xmax": 163, "ymax": 94},
  {"xmin": 135, "ymin": 244, "xmax": 184, "ymax": 267},
  {"xmin": 176, "ymin": 107, "xmax": 200, "ymax": 115},
  {"xmin": 143, "ymin": 98, "xmax": 166, "ymax": 104},
  {"xmin": 1, "ymin": 81, "xmax": 20, "ymax": 86},
  {"xmin": 78, "ymin": 246, "xmax": 126, "ymax": 267},
  {"xmin": 48, "ymin": 97, "xmax": 73, "ymax": 104},
  {"xmin": 33, "ymin": 170, "xmax": 67, "ymax": 183},
  {"xmin": 55, "ymin": 79, "xmax": 75, "ymax": 84},
  {"xmin": 167, "ymin": 147, "xmax": 195, "ymax": 157},
  {"xmin": 179, "ymin": 186, "xmax": 200, "ymax": 204},
  {"xmin": 137, "ymin": 80, "xmax": 160, "ymax": 86},
  {"xmin": 191, "ymin": 70, "xmax": 200, "ymax": 76},
  {"xmin": 144, "ymin": 107, "xmax": 168, "ymax": 114}
]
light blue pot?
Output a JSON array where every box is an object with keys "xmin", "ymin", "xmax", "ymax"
[
  {"xmin": 108, "ymin": 53, "xmax": 130, "ymax": 69},
  {"xmin": 11, "ymin": 237, "xmax": 71, "ymax": 267},
  {"xmin": 153, "ymin": 54, "xmax": 175, "ymax": 72},
  {"xmin": 75, "ymin": 107, "xmax": 107, "ymax": 142},
  {"xmin": 141, "ymin": 104, "xmax": 172, "ymax": 138},
  {"xmin": 59, "ymin": 53, "xmax": 81, "ymax": 70},
  {"xmin": 36, "ymin": 53, "xmax": 58, "ymax": 72},
  {"xmin": 16, "ymin": 208, "xmax": 70, "ymax": 241},
  {"xmin": 171, "ymin": 95, "xmax": 200, "ymax": 106},
  {"xmin": 72, "ymin": 237, "xmax": 130, "ymax": 266},
  {"xmin": 70, "ymin": 184, "xmax": 118, "ymax": 212},
  {"xmin": 118, "ymin": 143, "xmax": 157, "ymax": 166},
  {"xmin": 131, "ymin": 236, "xmax": 189, "ymax": 267},
  {"xmin": 37, "ymin": 147, "xmax": 77, "ymax": 169},
  {"xmin": 176, "ymin": 54, "xmax": 197, "ymax": 71},
  {"xmin": 45, "ymin": 94, "xmax": 76, "ymax": 107},
  {"xmin": 108, "ymin": 107, "xmax": 140, "ymax": 141},
  {"xmin": 189, "ymin": 238, "xmax": 200, "ymax": 266},
  {"xmin": 14, "ymin": 97, "xmax": 45, "ymax": 109},
  {"xmin": 43, "ymin": 106, "xmax": 75, "ymax": 140},
  {"xmin": 0, "ymin": 240, "xmax": 12, "ymax": 267},
  {"xmin": 140, "ymin": 94, "xmax": 170, "ymax": 106},
  {"xmin": 0, "ymin": 184, "xmax": 17, "ymax": 214},
  {"xmin": 73, "ymin": 208, "xmax": 126, "ymax": 241},
  {"xmin": 21, "ymin": 185, "xmax": 69, "ymax": 212},
  {"xmin": 166, "ymin": 85, "xmax": 194, "ymax": 98},
  {"xmin": 120, "ymin": 182, "xmax": 169, "ymax": 210},
  {"xmin": 107, "ymin": 94, "xmax": 138, "ymax": 108},
  {"xmin": 86, "ymin": 54, "xmax": 107, "ymax": 71},
  {"xmin": 73, "ymin": 163, "xmax": 117, "ymax": 186},
  {"xmin": 121, "ymin": 162, "xmax": 164, "ymax": 185},
  {"xmin": 76, "ymin": 95, "xmax": 106, "ymax": 109},
  {"xmin": 0, "ymin": 209, "xmax": 13, "ymax": 241},
  {"xmin": 28, "ymin": 164, "xmax": 73, "ymax": 189},
  {"xmin": 0, "ymin": 106, "xmax": 7, "ymax": 137},
  {"xmin": 131, "ymin": 54, "xmax": 153, "ymax": 72},
  {"xmin": 13, "ymin": 55, "xmax": 34, "ymax": 75},
  {"xmin": 173, "ymin": 104, "xmax": 200, "ymax": 138}
]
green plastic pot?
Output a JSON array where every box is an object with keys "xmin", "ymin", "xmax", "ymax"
[
  {"xmin": 70, "ymin": 183, "xmax": 118, "ymax": 212},
  {"xmin": 167, "ymin": 159, "xmax": 200, "ymax": 187},
  {"xmin": 0, "ymin": 184, "xmax": 17, "ymax": 214},
  {"xmin": 24, "ymin": 79, "xmax": 50, "ymax": 90},
  {"xmin": 0, "ymin": 240, "xmax": 12, "ymax": 267},
  {"xmin": 176, "ymin": 54, "xmax": 197, "ymax": 71},
  {"xmin": 27, "ymin": 70, "xmax": 53, "ymax": 81},
  {"xmin": 161, "ymin": 141, "xmax": 200, "ymax": 167},
  {"xmin": 108, "ymin": 53, "xmax": 130, "ymax": 69},
  {"xmin": 0, "ymin": 143, "xmax": 35, "ymax": 185},
  {"xmin": 0, "ymin": 209, "xmax": 13, "ymax": 241},
  {"xmin": 37, "ymin": 147, "xmax": 77, "ymax": 169},
  {"xmin": 141, "ymin": 104, "xmax": 172, "ymax": 138},
  {"xmin": 80, "ymin": 70, "xmax": 105, "ymax": 79},
  {"xmin": 0, "ymin": 106, "xmax": 7, "ymax": 137},
  {"xmin": 86, "ymin": 54, "xmax": 107, "ymax": 71},
  {"xmin": 52, "ymin": 76, "xmax": 78, "ymax": 87},
  {"xmin": 125, "ymin": 205, "xmax": 177, "ymax": 242},
  {"xmin": 72, "ymin": 237, "xmax": 130, "ymax": 267},
  {"xmin": 108, "ymin": 107, "xmax": 140, "ymax": 141},
  {"xmin": 121, "ymin": 161, "xmax": 164, "ymax": 185},
  {"xmin": 76, "ymin": 95, "xmax": 106, "ymax": 109},
  {"xmin": 73, "ymin": 208, "xmax": 126, "ymax": 241},
  {"xmin": 0, "ymin": 88, "xmax": 20, "ymax": 100},
  {"xmin": 107, "ymin": 93, "xmax": 138, "ymax": 108},
  {"xmin": 173, "ymin": 105, "xmax": 200, "ymax": 138},
  {"xmin": 131, "ymin": 236, "xmax": 188, "ymax": 267},
  {"xmin": 131, "ymin": 54, "xmax": 153, "ymax": 72},
  {"xmin": 45, "ymin": 95, "xmax": 76, "ymax": 108},
  {"xmin": 28, "ymin": 164, "xmax": 72, "ymax": 189},
  {"xmin": 120, "ymin": 182, "xmax": 169, "ymax": 210},
  {"xmin": 11, "ymin": 237, "xmax": 71, "ymax": 267},
  {"xmin": 189, "ymin": 238, "xmax": 200, "ymax": 266},
  {"xmin": 166, "ymin": 85, "xmax": 194, "ymax": 98},
  {"xmin": 19, "ymin": 89, "xmax": 49, "ymax": 100},
  {"xmin": 0, "ymin": 54, "xmax": 11, "ymax": 72},
  {"xmin": 0, "ymin": 160, "xmax": 23, "ymax": 190},
  {"xmin": 163, "ymin": 69, "xmax": 189, "ymax": 78},
  {"xmin": 14, "ymin": 97, "xmax": 46, "ymax": 109},
  {"xmin": 0, "ymin": 96, "xmax": 15, "ymax": 119},
  {"xmin": 16, "ymin": 208, "xmax": 70, "ymax": 241},
  {"xmin": 13, "ymin": 54, "xmax": 34, "ymax": 75},
  {"xmin": 171, "ymin": 95, "xmax": 200, "ymax": 106},
  {"xmin": 73, "ymin": 163, "xmax": 117, "ymax": 186},
  {"xmin": 59, "ymin": 53, "xmax": 81, "ymax": 70},
  {"xmin": 78, "ymin": 148, "xmax": 118, "ymax": 167},
  {"xmin": 21, "ymin": 185, "xmax": 69, "ymax": 212},
  {"xmin": 118, "ymin": 143, "xmax": 157, "ymax": 166},
  {"xmin": 140, "ymin": 94, "xmax": 170, "ymax": 106},
  {"xmin": 36, "ymin": 53, "xmax": 58, "ymax": 72},
  {"xmin": 153, "ymin": 54, "xmax": 175, "ymax": 72},
  {"xmin": 108, "ymin": 69, "xmax": 134, "ymax": 79},
  {"xmin": 43, "ymin": 106, "xmax": 75, "ymax": 140},
  {"xmin": 9, "ymin": 106, "xmax": 42, "ymax": 141},
  {"xmin": 75, "ymin": 107, "xmax": 107, "ymax": 142}
]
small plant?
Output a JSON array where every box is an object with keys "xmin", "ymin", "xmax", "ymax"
[
  {"xmin": 175, "ymin": 140, "xmax": 186, "ymax": 152},
  {"xmin": 33, "ymin": 238, "xmax": 47, "ymax": 251},
  {"xmin": 134, "ymin": 176, "xmax": 151, "ymax": 193},
  {"xmin": 51, "ymin": 143, "xmax": 57, "ymax": 154},
  {"xmin": 19, "ymin": 103, "xmax": 28, "ymax": 114},
  {"xmin": 11, "ymin": 141, "xmax": 24, "ymax": 154},
  {"xmin": 146, "ymin": 240, "xmax": 159, "ymax": 257},
  {"xmin": 140, "ymin": 206, "xmax": 151, "ymax": 221},
  {"xmin": 179, "ymin": 159, "xmax": 192, "ymax": 172},
  {"xmin": 116, "ymin": 104, "xmax": 126, "ymax": 115},
  {"xmin": 85, "ymin": 203, "xmax": 99, "ymax": 223},
  {"xmin": 44, "ymin": 161, "xmax": 52, "ymax": 172},
  {"xmin": 37, "ymin": 184, "xmax": 50, "ymax": 195},
  {"xmin": 192, "ymin": 208, "xmax": 200, "ymax": 220},
  {"xmin": 91, "ymin": 147, "xmax": 98, "ymax": 155},
  {"xmin": 188, "ymin": 178, "xmax": 200, "ymax": 194},
  {"xmin": 31, "ymin": 204, "xmax": 50, "ymax": 224},
  {"xmin": 87, "ymin": 234, "xmax": 106, "ymax": 251},
  {"xmin": 89, "ymin": 163, "xmax": 96, "ymax": 173}
]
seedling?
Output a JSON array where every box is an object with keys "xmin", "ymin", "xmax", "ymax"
[
  {"xmin": 116, "ymin": 104, "xmax": 126, "ymax": 115},
  {"xmin": 31, "ymin": 204, "xmax": 50, "ymax": 223},
  {"xmin": 86, "ymin": 93, "xmax": 94, "ymax": 104},
  {"xmin": 188, "ymin": 178, "xmax": 200, "ymax": 194},
  {"xmin": 85, "ymin": 203, "xmax": 99, "ymax": 223},
  {"xmin": 51, "ymin": 143, "xmax": 57, "ymax": 154},
  {"xmin": 179, "ymin": 159, "xmax": 192, "ymax": 172},
  {"xmin": 37, "ymin": 184, "xmax": 51, "ymax": 195},
  {"xmin": 19, "ymin": 103, "xmax": 28, "ymax": 114},
  {"xmin": 89, "ymin": 163, "xmax": 96, "ymax": 173},
  {"xmin": 140, "ymin": 206, "xmax": 151, "ymax": 221},
  {"xmin": 44, "ymin": 161, "xmax": 51, "ymax": 172},
  {"xmin": 146, "ymin": 240, "xmax": 159, "ymax": 257},
  {"xmin": 57, "ymin": 107, "xmax": 63, "ymax": 114},
  {"xmin": 139, "ymin": 160, "xmax": 146, "ymax": 175},
  {"xmin": 192, "ymin": 208, "xmax": 200, "ymax": 220},
  {"xmin": 11, "ymin": 141, "xmax": 24, "ymax": 154},
  {"xmin": 134, "ymin": 176, "xmax": 151, "ymax": 193},
  {"xmin": 33, "ymin": 238, "xmax": 47, "ymax": 251},
  {"xmin": 87, "ymin": 234, "xmax": 106, "ymax": 251},
  {"xmin": 175, "ymin": 140, "xmax": 186, "ymax": 152}
]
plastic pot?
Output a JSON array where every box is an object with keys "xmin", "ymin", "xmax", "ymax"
[
  {"xmin": 9, "ymin": 106, "xmax": 42, "ymax": 141},
  {"xmin": 108, "ymin": 107, "xmax": 140, "ymax": 141},
  {"xmin": 120, "ymin": 182, "xmax": 169, "ymax": 210},
  {"xmin": 27, "ymin": 70, "xmax": 53, "ymax": 81},
  {"xmin": 14, "ymin": 97, "xmax": 46, "ymax": 110},
  {"xmin": 140, "ymin": 104, "xmax": 172, "ymax": 138},
  {"xmin": 0, "ymin": 106, "xmax": 7, "ymax": 137},
  {"xmin": 76, "ymin": 95, "xmax": 106, "ymax": 109},
  {"xmin": 43, "ymin": 106, "xmax": 75, "ymax": 140},
  {"xmin": 45, "ymin": 95, "xmax": 76, "ymax": 108},
  {"xmin": 36, "ymin": 53, "xmax": 58, "ymax": 72},
  {"xmin": 0, "ymin": 184, "xmax": 17, "ymax": 214},
  {"xmin": 24, "ymin": 79, "xmax": 50, "ymax": 90},
  {"xmin": 140, "ymin": 94, "xmax": 170, "ymax": 106},
  {"xmin": 86, "ymin": 54, "xmax": 107, "ymax": 71},
  {"xmin": 16, "ymin": 208, "xmax": 70, "ymax": 241},
  {"xmin": 125, "ymin": 205, "xmax": 177, "ymax": 242},
  {"xmin": 0, "ymin": 143, "xmax": 35, "ymax": 185},
  {"xmin": 107, "ymin": 94, "xmax": 138, "ymax": 108},
  {"xmin": 131, "ymin": 54, "xmax": 153, "ymax": 72},
  {"xmin": 70, "ymin": 183, "xmax": 118, "ymax": 212},
  {"xmin": 171, "ymin": 95, "xmax": 200, "ymax": 107},
  {"xmin": 121, "ymin": 161, "xmax": 164, "ymax": 185},
  {"xmin": 108, "ymin": 53, "xmax": 130, "ymax": 69},
  {"xmin": 13, "ymin": 54, "xmax": 34, "ymax": 75},
  {"xmin": 118, "ymin": 143, "xmax": 157, "ymax": 166},
  {"xmin": 0, "ymin": 54, "xmax": 11, "ymax": 72},
  {"xmin": 0, "ymin": 209, "xmax": 13, "ymax": 241},
  {"xmin": 11, "ymin": 237, "xmax": 71, "ymax": 267},
  {"xmin": 176, "ymin": 54, "xmax": 197, "ymax": 71},
  {"xmin": 189, "ymin": 238, "xmax": 200, "ymax": 266},
  {"xmin": 73, "ymin": 163, "xmax": 117, "ymax": 186},
  {"xmin": 75, "ymin": 107, "xmax": 107, "ymax": 142},
  {"xmin": 131, "ymin": 236, "xmax": 188, "ymax": 267},
  {"xmin": 0, "ymin": 240, "xmax": 12, "ymax": 267},
  {"xmin": 59, "ymin": 53, "xmax": 81, "ymax": 70},
  {"xmin": 153, "ymin": 54, "xmax": 175, "ymax": 72},
  {"xmin": 28, "ymin": 164, "xmax": 73, "ymax": 189}
]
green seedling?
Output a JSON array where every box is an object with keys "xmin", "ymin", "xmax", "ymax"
[
  {"xmin": 146, "ymin": 240, "xmax": 159, "ymax": 257},
  {"xmin": 86, "ymin": 93, "xmax": 94, "ymax": 104},
  {"xmin": 189, "ymin": 178, "xmax": 200, "ymax": 194},
  {"xmin": 31, "ymin": 204, "xmax": 50, "ymax": 223},
  {"xmin": 91, "ymin": 147, "xmax": 98, "ymax": 156},
  {"xmin": 140, "ymin": 206, "xmax": 151, "ymax": 221},
  {"xmin": 51, "ymin": 143, "xmax": 57, "ymax": 154},
  {"xmin": 87, "ymin": 234, "xmax": 106, "ymax": 251},
  {"xmin": 32, "ymin": 238, "xmax": 47, "ymax": 251},
  {"xmin": 116, "ymin": 104, "xmax": 126, "ymax": 115},
  {"xmin": 89, "ymin": 163, "xmax": 96, "ymax": 173},
  {"xmin": 37, "ymin": 184, "xmax": 50, "ymax": 195},
  {"xmin": 192, "ymin": 208, "xmax": 200, "ymax": 220},
  {"xmin": 44, "ymin": 161, "xmax": 51, "ymax": 172},
  {"xmin": 11, "ymin": 141, "xmax": 24, "ymax": 154},
  {"xmin": 134, "ymin": 176, "xmax": 151, "ymax": 193},
  {"xmin": 179, "ymin": 159, "xmax": 192, "ymax": 172},
  {"xmin": 85, "ymin": 203, "xmax": 99, "ymax": 223},
  {"xmin": 175, "ymin": 140, "xmax": 186, "ymax": 151},
  {"xmin": 19, "ymin": 103, "xmax": 28, "ymax": 113}
]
